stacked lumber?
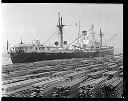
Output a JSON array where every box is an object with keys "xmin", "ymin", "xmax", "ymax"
[
  {"xmin": 103, "ymin": 71, "xmax": 119, "ymax": 79},
  {"xmin": 30, "ymin": 77, "xmax": 66, "ymax": 97},
  {"xmin": 75, "ymin": 63, "xmax": 103, "ymax": 71},
  {"xmin": 52, "ymin": 86, "xmax": 70, "ymax": 98},
  {"xmin": 101, "ymin": 77, "xmax": 123, "ymax": 98},
  {"xmin": 52, "ymin": 70, "xmax": 73, "ymax": 77},
  {"xmin": 87, "ymin": 70, "xmax": 106, "ymax": 79},
  {"xmin": 105, "ymin": 64, "xmax": 119, "ymax": 71},
  {"xmin": 3, "ymin": 66, "xmax": 56, "ymax": 80},
  {"xmin": 52, "ymin": 76, "xmax": 88, "ymax": 98},
  {"xmin": 31, "ymin": 75, "xmax": 85, "ymax": 98},
  {"xmin": 118, "ymin": 66, "xmax": 123, "ymax": 73},
  {"xmin": 2, "ymin": 54, "xmax": 123, "ymax": 98},
  {"xmin": 2, "ymin": 77, "xmax": 50, "ymax": 95},
  {"xmin": 2, "ymin": 71, "xmax": 56, "ymax": 85},
  {"xmin": 78, "ymin": 77, "xmax": 107, "ymax": 98}
]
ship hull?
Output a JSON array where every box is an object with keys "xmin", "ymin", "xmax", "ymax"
[{"xmin": 10, "ymin": 47, "xmax": 114, "ymax": 64}]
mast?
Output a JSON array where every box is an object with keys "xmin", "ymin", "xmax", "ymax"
[
  {"xmin": 60, "ymin": 17, "xmax": 63, "ymax": 48},
  {"xmin": 91, "ymin": 24, "xmax": 95, "ymax": 40},
  {"xmin": 20, "ymin": 38, "xmax": 23, "ymax": 44},
  {"xmin": 91, "ymin": 24, "xmax": 95, "ymax": 46},
  {"xmin": 57, "ymin": 12, "xmax": 64, "ymax": 48},
  {"xmin": 99, "ymin": 28, "xmax": 103, "ymax": 46}
]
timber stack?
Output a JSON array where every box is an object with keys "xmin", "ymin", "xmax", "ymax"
[{"xmin": 2, "ymin": 54, "xmax": 123, "ymax": 98}]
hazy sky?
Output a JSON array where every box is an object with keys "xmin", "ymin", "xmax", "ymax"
[{"xmin": 1, "ymin": 3, "xmax": 123, "ymax": 53}]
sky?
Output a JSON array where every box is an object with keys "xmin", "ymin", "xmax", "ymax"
[{"xmin": 1, "ymin": 3, "xmax": 123, "ymax": 54}]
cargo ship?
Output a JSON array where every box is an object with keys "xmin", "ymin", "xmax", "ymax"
[{"xmin": 7, "ymin": 13, "xmax": 114, "ymax": 64}]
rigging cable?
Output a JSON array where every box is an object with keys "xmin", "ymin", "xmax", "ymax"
[
  {"xmin": 42, "ymin": 28, "xmax": 58, "ymax": 45},
  {"xmin": 103, "ymin": 34, "xmax": 118, "ymax": 46},
  {"xmin": 2, "ymin": 54, "xmax": 12, "ymax": 65},
  {"xmin": 67, "ymin": 28, "xmax": 91, "ymax": 47},
  {"xmin": 114, "ymin": 48, "xmax": 122, "ymax": 54},
  {"xmin": 2, "ymin": 57, "xmax": 10, "ymax": 65},
  {"xmin": 63, "ymin": 28, "xmax": 73, "ymax": 43},
  {"xmin": 2, "ymin": 57, "xmax": 9, "ymax": 62}
]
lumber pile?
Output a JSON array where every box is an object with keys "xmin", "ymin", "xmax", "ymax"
[
  {"xmin": 105, "ymin": 64, "xmax": 119, "ymax": 71},
  {"xmin": 30, "ymin": 77, "xmax": 65, "ymax": 98},
  {"xmin": 52, "ymin": 76, "xmax": 88, "ymax": 98},
  {"xmin": 78, "ymin": 77, "xmax": 123, "ymax": 98},
  {"xmin": 87, "ymin": 70, "xmax": 106, "ymax": 79},
  {"xmin": 103, "ymin": 71, "xmax": 119, "ymax": 79},
  {"xmin": 118, "ymin": 66, "xmax": 123, "ymax": 73},
  {"xmin": 78, "ymin": 77, "xmax": 107, "ymax": 98},
  {"xmin": 101, "ymin": 77, "xmax": 123, "ymax": 98},
  {"xmin": 2, "ymin": 54, "xmax": 123, "ymax": 98}
]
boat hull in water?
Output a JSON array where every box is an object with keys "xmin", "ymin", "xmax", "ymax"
[{"xmin": 10, "ymin": 47, "xmax": 114, "ymax": 64}]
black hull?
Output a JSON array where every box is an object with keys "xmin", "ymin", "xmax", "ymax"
[{"xmin": 10, "ymin": 48, "xmax": 114, "ymax": 64}]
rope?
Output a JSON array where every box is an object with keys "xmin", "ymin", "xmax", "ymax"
[
  {"xmin": 67, "ymin": 28, "xmax": 91, "ymax": 47},
  {"xmin": 42, "ymin": 28, "xmax": 58, "ymax": 45},
  {"xmin": 2, "ymin": 53, "xmax": 14, "ymax": 65},
  {"xmin": 114, "ymin": 48, "xmax": 123, "ymax": 54},
  {"xmin": 2, "ymin": 57, "xmax": 10, "ymax": 65},
  {"xmin": 42, "ymin": 33, "xmax": 56, "ymax": 45},
  {"xmin": 103, "ymin": 34, "xmax": 117, "ymax": 46},
  {"xmin": 2, "ymin": 57, "xmax": 9, "ymax": 62},
  {"xmin": 63, "ymin": 28, "xmax": 73, "ymax": 43}
]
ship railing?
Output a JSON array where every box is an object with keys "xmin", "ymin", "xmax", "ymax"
[
  {"xmin": 85, "ymin": 48, "xmax": 98, "ymax": 52},
  {"xmin": 101, "ymin": 46, "xmax": 113, "ymax": 48},
  {"xmin": 99, "ymin": 46, "xmax": 114, "ymax": 50},
  {"xmin": 10, "ymin": 50, "xmax": 25, "ymax": 53}
]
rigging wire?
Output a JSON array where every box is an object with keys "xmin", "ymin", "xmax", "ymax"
[
  {"xmin": 3, "ymin": 58, "xmax": 8, "ymax": 63},
  {"xmin": 63, "ymin": 28, "xmax": 74, "ymax": 43},
  {"xmin": 42, "ymin": 28, "xmax": 58, "ymax": 45},
  {"xmin": 2, "ymin": 57, "xmax": 9, "ymax": 62},
  {"xmin": 3, "ymin": 59, "xmax": 9, "ymax": 64},
  {"xmin": 103, "ymin": 34, "xmax": 118, "ymax": 46},
  {"xmin": 43, "ymin": 20, "xmax": 60, "ymax": 46},
  {"xmin": 67, "ymin": 28, "xmax": 91, "ymax": 47},
  {"xmin": 102, "ymin": 33, "xmax": 117, "ymax": 45},
  {"xmin": 51, "ymin": 29, "xmax": 59, "ymax": 46},
  {"xmin": 2, "ymin": 52, "xmax": 19, "ymax": 65},
  {"xmin": 2, "ymin": 54, "xmax": 10, "ymax": 62},
  {"xmin": 114, "ymin": 48, "xmax": 123, "ymax": 54},
  {"xmin": 2, "ymin": 57, "xmax": 11, "ymax": 65}
]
